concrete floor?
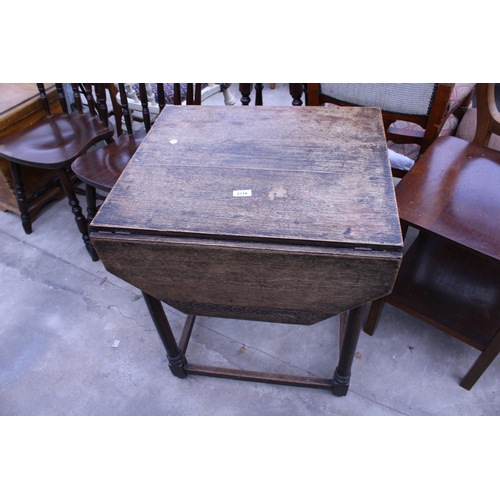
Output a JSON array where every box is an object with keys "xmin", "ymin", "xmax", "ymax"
[{"xmin": 1, "ymin": 83, "xmax": 499, "ymax": 416}]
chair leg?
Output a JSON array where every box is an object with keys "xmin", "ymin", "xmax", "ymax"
[
  {"xmin": 57, "ymin": 167, "xmax": 99, "ymax": 261},
  {"xmin": 363, "ymin": 297, "xmax": 386, "ymax": 335},
  {"xmin": 9, "ymin": 161, "xmax": 32, "ymax": 234},
  {"xmin": 85, "ymin": 184, "xmax": 98, "ymax": 222},
  {"xmin": 222, "ymin": 86, "xmax": 236, "ymax": 106},
  {"xmin": 289, "ymin": 83, "xmax": 304, "ymax": 106},
  {"xmin": 239, "ymin": 84, "xmax": 252, "ymax": 106},
  {"xmin": 363, "ymin": 221, "xmax": 407, "ymax": 335},
  {"xmin": 460, "ymin": 327, "xmax": 500, "ymax": 390},
  {"xmin": 254, "ymin": 84, "xmax": 264, "ymax": 106}
]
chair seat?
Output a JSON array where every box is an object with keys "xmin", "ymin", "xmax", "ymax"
[
  {"xmin": 0, "ymin": 113, "xmax": 113, "ymax": 169},
  {"xmin": 72, "ymin": 128, "xmax": 147, "ymax": 191},
  {"xmin": 396, "ymin": 135, "xmax": 500, "ymax": 261}
]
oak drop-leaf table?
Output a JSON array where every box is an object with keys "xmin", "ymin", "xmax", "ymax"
[{"xmin": 90, "ymin": 106, "xmax": 402, "ymax": 396}]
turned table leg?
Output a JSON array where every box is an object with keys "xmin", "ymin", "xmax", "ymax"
[
  {"xmin": 332, "ymin": 304, "xmax": 366, "ymax": 396},
  {"xmin": 142, "ymin": 291, "xmax": 187, "ymax": 378}
]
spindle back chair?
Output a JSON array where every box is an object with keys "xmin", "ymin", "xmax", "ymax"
[{"xmin": 71, "ymin": 84, "xmax": 204, "ymax": 245}]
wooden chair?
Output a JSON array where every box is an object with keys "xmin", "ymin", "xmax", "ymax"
[
  {"xmin": 71, "ymin": 83, "xmax": 203, "ymax": 233},
  {"xmin": 0, "ymin": 83, "xmax": 114, "ymax": 260},
  {"xmin": 363, "ymin": 83, "xmax": 500, "ymax": 390},
  {"xmin": 116, "ymin": 83, "xmax": 235, "ymax": 124},
  {"xmin": 307, "ymin": 83, "xmax": 475, "ymax": 176}
]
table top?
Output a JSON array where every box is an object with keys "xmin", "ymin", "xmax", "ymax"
[{"xmin": 92, "ymin": 105, "xmax": 402, "ymax": 251}]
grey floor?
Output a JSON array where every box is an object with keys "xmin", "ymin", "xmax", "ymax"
[{"xmin": 1, "ymin": 83, "xmax": 499, "ymax": 416}]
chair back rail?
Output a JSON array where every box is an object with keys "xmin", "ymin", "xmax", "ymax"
[
  {"xmin": 118, "ymin": 83, "xmax": 134, "ymax": 135},
  {"xmin": 37, "ymin": 83, "xmax": 57, "ymax": 116},
  {"xmin": 475, "ymin": 83, "xmax": 500, "ymax": 146},
  {"xmin": 157, "ymin": 83, "xmax": 166, "ymax": 112},
  {"xmin": 138, "ymin": 84, "xmax": 152, "ymax": 132},
  {"xmin": 306, "ymin": 83, "xmax": 472, "ymax": 160}
]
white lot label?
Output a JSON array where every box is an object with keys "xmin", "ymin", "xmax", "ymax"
[{"xmin": 233, "ymin": 189, "xmax": 252, "ymax": 197}]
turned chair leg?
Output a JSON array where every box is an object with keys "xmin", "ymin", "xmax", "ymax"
[
  {"xmin": 57, "ymin": 167, "xmax": 99, "ymax": 261},
  {"xmin": 85, "ymin": 184, "xmax": 98, "ymax": 222},
  {"xmin": 222, "ymin": 86, "xmax": 236, "ymax": 106},
  {"xmin": 9, "ymin": 161, "xmax": 33, "ymax": 234},
  {"xmin": 239, "ymin": 84, "xmax": 252, "ymax": 106},
  {"xmin": 289, "ymin": 83, "xmax": 304, "ymax": 106}
]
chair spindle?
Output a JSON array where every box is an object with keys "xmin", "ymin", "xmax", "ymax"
[{"xmin": 36, "ymin": 84, "xmax": 52, "ymax": 116}]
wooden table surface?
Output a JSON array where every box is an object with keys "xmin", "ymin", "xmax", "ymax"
[
  {"xmin": 91, "ymin": 105, "xmax": 403, "ymax": 395},
  {"xmin": 93, "ymin": 106, "xmax": 401, "ymax": 251}
]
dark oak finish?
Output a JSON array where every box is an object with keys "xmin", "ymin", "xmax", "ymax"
[
  {"xmin": 364, "ymin": 83, "xmax": 500, "ymax": 390},
  {"xmin": 91, "ymin": 105, "xmax": 402, "ymax": 395},
  {"xmin": 0, "ymin": 83, "xmax": 114, "ymax": 260}
]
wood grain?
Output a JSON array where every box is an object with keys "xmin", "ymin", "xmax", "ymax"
[
  {"xmin": 92, "ymin": 105, "xmax": 402, "ymax": 324},
  {"xmin": 92, "ymin": 234, "xmax": 400, "ymax": 324},
  {"xmin": 92, "ymin": 106, "xmax": 402, "ymax": 251}
]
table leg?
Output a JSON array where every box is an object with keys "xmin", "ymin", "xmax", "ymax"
[
  {"xmin": 332, "ymin": 304, "xmax": 365, "ymax": 396},
  {"xmin": 142, "ymin": 291, "xmax": 187, "ymax": 378}
]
